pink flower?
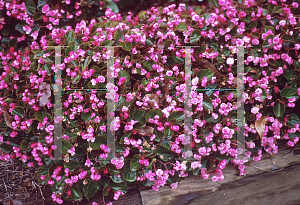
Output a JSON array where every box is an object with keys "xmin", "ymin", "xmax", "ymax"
[
  {"xmin": 273, "ymin": 36, "xmax": 280, "ymax": 44},
  {"xmin": 42, "ymin": 4, "xmax": 50, "ymax": 13},
  {"xmin": 226, "ymin": 57, "xmax": 234, "ymax": 65},
  {"xmin": 170, "ymin": 182, "xmax": 178, "ymax": 189},
  {"xmin": 251, "ymin": 107, "xmax": 260, "ymax": 114}
]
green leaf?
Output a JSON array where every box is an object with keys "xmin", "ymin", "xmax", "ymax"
[
  {"xmin": 146, "ymin": 109, "xmax": 163, "ymax": 123},
  {"xmin": 208, "ymin": 0, "xmax": 218, "ymax": 7},
  {"xmin": 146, "ymin": 38, "xmax": 154, "ymax": 45},
  {"xmin": 273, "ymin": 100, "xmax": 285, "ymax": 117},
  {"xmin": 65, "ymin": 44, "xmax": 78, "ymax": 56},
  {"xmin": 114, "ymin": 29, "xmax": 124, "ymax": 42},
  {"xmin": 0, "ymin": 143, "xmax": 12, "ymax": 153},
  {"xmin": 112, "ymin": 174, "xmax": 124, "ymax": 183},
  {"xmin": 37, "ymin": 165, "xmax": 49, "ymax": 182},
  {"xmin": 263, "ymin": 26, "xmax": 275, "ymax": 34},
  {"xmin": 25, "ymin": 0, "xmax": 36, "ymax": 16},
  {"xmin": 167, "ymin": 175, "xmax": 180, "ymax": 185},
  {"xmin": 118, "ymin": 70, "xmax": 130, "ymax": 83},
  {"xmin": 71, "ymin": 188, "xmax": 83, "ymax": 201},
  {"xmin": 138, "ymin": 10, "xmax": 147, "ymax": 20},
  {"xmin": 37, "ymin": 0, "xmax": 48, "ymax": 11},
  {"xmin": 190, "ymin": 30, "xmax": 201, "ymax": 44},
  {"xmin": 12, "ymin": 107, "xmax": 25, "ymax": 118},
  {"xmin": 107, "ymin": 163, "xmax": 120, "ymax": 174},
  {"xmin": 82, "ymin": 110, "xmax": 93, "ymax": 121},
  {"xmin": 111, "ymin": 182, "xmax": 128, "ymax": 193},
  {"xmin": 201, "ymin": 13, "xmax": 211, "ymax": 20},
  {"xmin": 15, "ymin": 24, "xmax": 26, "ymax": 34},
  {"xmin": 205, "ymin": 83, "xmax": 219, "ymax": 97},
  {"xmin": 121, "ymin": 42, "xmax": 132, "ymax": 51},
  {"xmin": 62, "ymin": 140, "xmax": 73, "ymax": 154},
  {"xmin": 9, "ymin": 38, "xmax": 17, "ymax": 48},
  {"xmin": 131, "ymin": 109, "xmax": 146, "ymax": 124},
  {"xmin": 280, "ymin": 88, "xmax": 298, "ymax": 99},
  {"xmin": 33, "ymin": 12, "xmax": 43, "ymax": 21},
  {"xmin": 249, "ymin": 32, "xmax": 260, "ymax": 39},
  {"xmin": 35, "ymin": 107, "xmax": 47, "ymax": 122},
  {"xmin": 281, "ymin": 34, "xmax": 295, "ymax": 43},
  {"xmin": 156, "ymin": 145, "xmax": 176, "ymax": 162},
  {"xmin": 249, "ymin": 21, "xmax": 258, "ymax": 30},
  {"xmin": 262, "ymin": 35, "xmax": 274, "ymax": 48},
  {"xmin": 164, "ymin": 126, "xmax": 174, "ymax": 139},
  {"xmin": 173, "ymin": 56, "xmax": 184, "ymax": 64},
  {"xmin": 89, "ymin": 135, "xmax": 106, "ymax": 150},
  {"xmin": 204, "ymin": 112, "xmax": 214, "ymax": 122},
  {"xmin": 123, "ymin": 168, "xmax": 137, "ymax": 182},
  {"xmin": 20, "ymin": 139, "xmax": 31, "ymax": 150},
  {"xmin": 107, "ymin": 1, "xmax": 119, "ymax": 13},
  {"xmin": 295, "ymin": 61, "xmax": 300, "ymax": 70},
  {"xmin": 130, "ymin": 154, "xmax": 140, "ymax": 171},
  {"xmin": 169, "ymin": 111, "xmax": 184, "ymax": 122},
  {"xmin": 273, "ymin": 6, "xmax": 283, "ymax": 14},
  {"xmin": 284, "ymin": 69, "xmax": 298, "ymax": 81},
  {"xmin": 287, "ymin": 113, "xmax": 300, "ymax": 127},
  {"xmin": 289, "ymin": 132, "xmax": 300, "ymax": 139},
  {"xmin": 143, "ymin": 178, "xmax": 155, "ymax": 187},
  {"xmin": 268, "ymin": 4, "xmax": 274, "ymax": 14},
  {"xmin": 197, "ymin": 69, "xmax": 214, "ymax": 81},
  {"xmin": 176, "ymin": 22, "xmax": 188, "ymax": 31},
  {"xmin": 65, "ymin": 30, "xmax": 75, "ymax": 45},
  {"xmin": 203, "ymin": 97, "xmax": 213, "ymax": 111},
  {"xmin": 82, "ymin": 57, "xmax": 92, "ymax": 71},
  {"xmin": 86, "ymin": 180, "xmax": 100, "ymax": 201},
  {"xmin": 64, "ymin": 160, "xmax": 80, "ymax": 172}
]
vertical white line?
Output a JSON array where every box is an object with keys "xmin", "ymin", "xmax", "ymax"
[
  {"xmin": 236, "ymin": 46, "xmax": 246, "ymax": 158},
  {"xmin": 106, "ymin": 46, "xmax": 116, "ymax": 161},
  {"xmin": 54, "ymin": 46, "xmax": 63, "ymax": 160},
  {"xmin": 183, "ymin": 46, "xmax": 193, "ymax": 159}
]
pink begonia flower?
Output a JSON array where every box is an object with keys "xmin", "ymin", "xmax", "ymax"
[
  {"xmin": 42, "ymin": 4, "xmax": 50, "ymax": 13},
  {"xmin": 251, "ymin": 107, "xmax": 260, "ymax": 114},
  {"xmin": 279, "ymin": 20, "xmax": 286, "ymax": 26},
  {"xmin": 273, "ymin": 36, "xmax": 280, "ymax": 44},
  {"xmin": 226, "ymin": 57, "xmax": 234, "ymax": 65},
  {"xmin": 170, "ymin": 182, "xmax": 178, "ymax": 189}
]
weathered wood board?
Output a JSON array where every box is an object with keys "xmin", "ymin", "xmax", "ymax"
[
  {"xmin": 139, "ymin": 148, "xmax": 300, "ymax": 205},
  {"xmin": 15, "ymin": 146, "xmax": 300, "ymax": 205}
]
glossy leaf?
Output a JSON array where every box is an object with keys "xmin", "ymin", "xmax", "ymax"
[
  {"xmin": 273, "ymin": 100, "xmax": 285, "ymax": 117},
  {"xmin": 190, "ymin": 30, "xmax": 201, "ymax": 43},
  {"xmin": 62, "ymin": 140, "xmax": 73, "ymax": 154},
  {"xmin": 280, "ymin": 88, "xmax": 298, "ymax": 99},
  {"xmin": 169, "ymin": 111, "xmax": 184, "ymax": 122},
  {"xmin": 25, "ymin": 0, "xmax": 36, "ymax": 16},
  {"xmin": 197, "ymin": 69, "xmax": 214, "ymax": 81},
  {"xmin": 12, "ymin": 107, "xmax": 25, "ymax": 118},
  {"xmin": 35, "ymin": 107, "xmax": 47, "ymax": 122},
  {"xmin": 130, "ymin": 154, "xmax": 140, "ymax": 171}
]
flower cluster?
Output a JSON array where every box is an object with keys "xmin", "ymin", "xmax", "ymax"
[{"xmin": 0, "ymin": 0, "xmax": 300, "ymax": 204}]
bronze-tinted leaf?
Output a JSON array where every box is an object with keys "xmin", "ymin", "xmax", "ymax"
[
  {"xmin": 255, "ymin": 116, "xmax": 268, "ymax": 140},
  {"xmin": 3, "ymin": 109, "xmax": 22, "ymax": 131},
  {"xmin": 157, "ymin": 41, "xmax": 165, "ymax": 53},
  {"xmin": 162, "ymin": 79, "xmax": 171, "ymax": 100},
  {"xmin": 137, "ymin": 126, "xmax": 154, "ymax": 136},
  {"xmin": 143, "ymin": 94, "xmax": 159, "ymax": 108},
  {"xmin": 39, "ymin": 82, "xmax": 51, "ymax": 107},
  {"xmin": 195, "ymin": 56, "xmax": 221, "ymax": 80}
]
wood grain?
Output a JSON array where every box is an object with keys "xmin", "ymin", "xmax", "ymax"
[{"xmin": 139, "ymin": 148, "xmax": 300, "ymax": 205}]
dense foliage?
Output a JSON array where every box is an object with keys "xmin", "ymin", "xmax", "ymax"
[{"xmin": 1, "ymin": 0, "xmax": 300, "ymax": 204}]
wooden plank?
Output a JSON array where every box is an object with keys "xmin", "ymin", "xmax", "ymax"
[{"xmin": 139, "ymin": 148, "xmax": 300, "ymax": 205}]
